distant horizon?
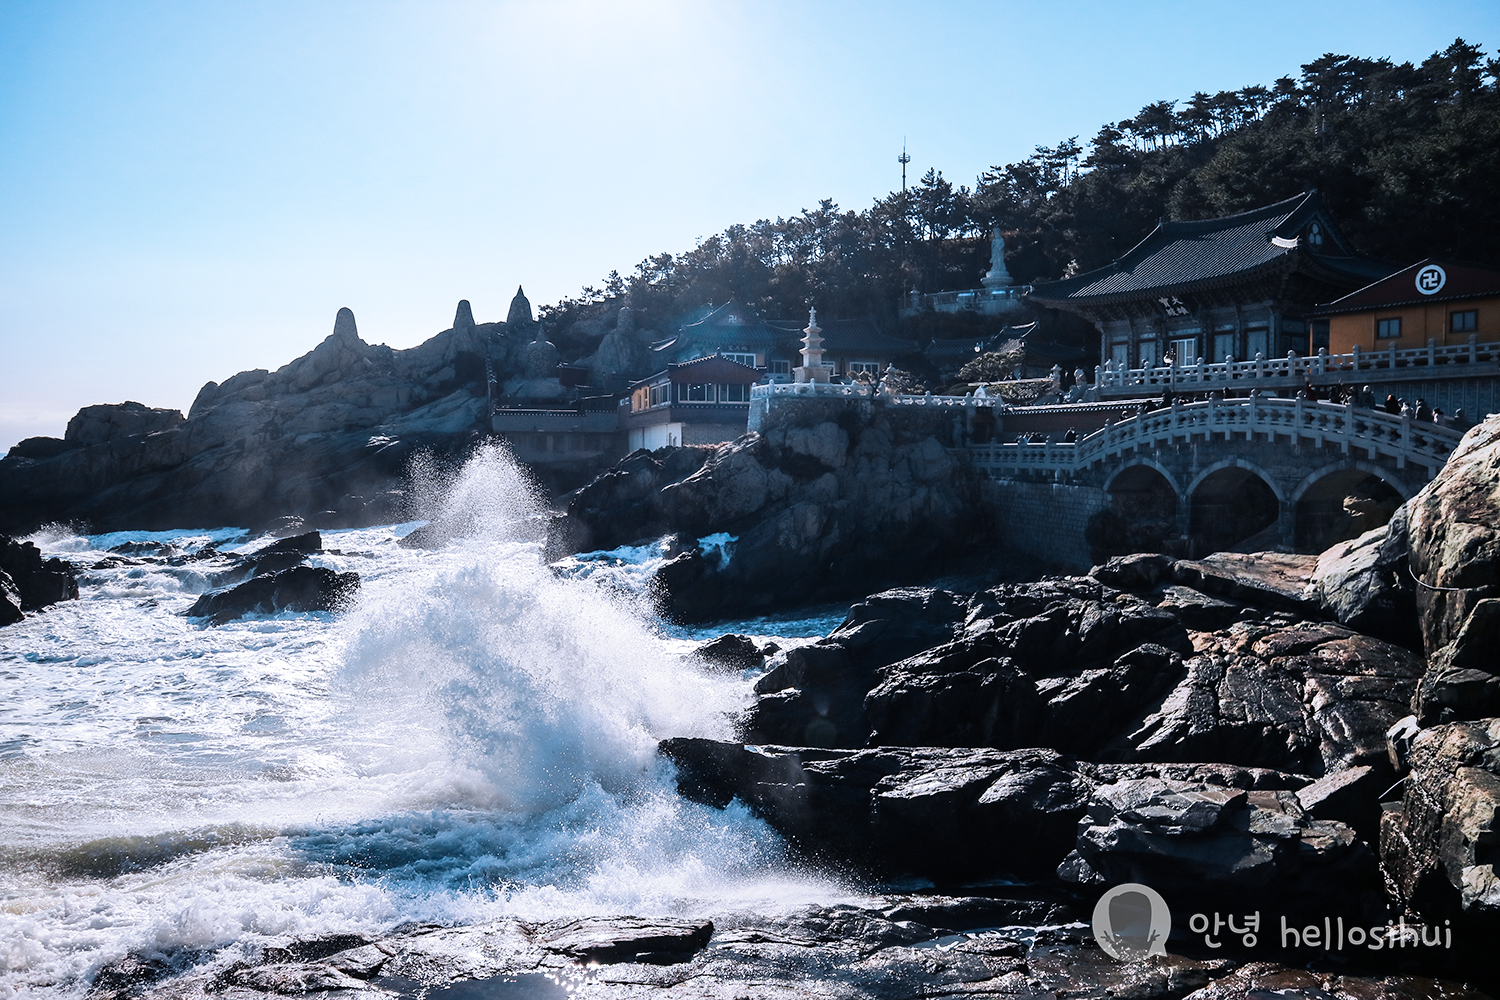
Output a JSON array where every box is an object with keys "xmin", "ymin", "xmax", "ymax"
[{"xmin": 3, "ymin": 0, "xmax": 1498, "ymax": 451}]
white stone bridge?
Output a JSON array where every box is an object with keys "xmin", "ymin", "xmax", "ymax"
[{"xmin": 968, "ymin": 396, "xmax": 1464, "ymax": 559}]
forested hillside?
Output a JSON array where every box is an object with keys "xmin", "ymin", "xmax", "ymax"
[{"xmin": 543, "ymin": 39, "xmax": 1500, "ymax": 347}]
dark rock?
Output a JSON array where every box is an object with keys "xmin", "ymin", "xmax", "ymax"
[
  {"xmin": 1061, "ymin": 776, "xmax": 1376, "ymax": 897},
  {"xmin": 64, "ymin": 400, "xmax": 184, "ymax": 446},
  {"xmin": 881, "ymin": 894, "xmax": 1080, "ymax": 930},
  {"xmin": 528, "ymin": 916, "xmax": 714, "ymax": 964},
  {"xmin": 1152, "ymin": 584, "xmax": 1245, "ymax": 631},
  {"xmin": 660, "ymin": 737, "xmax": 1091, "ymax": 880},
  {"xmin": 1295, "ymin": 764, "xmax": 1384, "ymax": 842},
  {"xmin": 1172, "ymin": 551, "xmax": 1320, "ymax": 617},
  {"xmin": 555, "ymin": 403, "xmax": 984, "ymax": 621},
  {"xmin": 1122, "ymin": 621, "xmax": 1423, "ymax": 779},
  {"xmin": 185, "ymin": 566, "xmax": 360, "ymax": 625},
  {"xmin": 0, "ymin": 534, "xmax": 79, "ymax": 623},
  {"xmin": 1413, "ymin": 599, "xmax": 1500, "ymax": 725},
  {"xmin": 1091, "ymin": 552, "xmax": 1177, "ymax": 591},
  {"xmin": 1380, "ymin": 719, "xmax": 1500, "ymax": 926},
  {"xmin": 87, "ymin": 954, "xmax": 179, "ymax": 999},
  {"xmin": 6, "ymin": 435, "xmax": 79, "ymax": 460},
  {"xmin": 1181, "ymin": 964, "xmax": 1493, "ymax": 1000},
  {"xmin": 690, "ymin": 633, "xmax": 763, "ymax": 672}
]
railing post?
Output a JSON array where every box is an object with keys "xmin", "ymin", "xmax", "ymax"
[
  {"xmin": 1470, "ymin": 333, "xmax": 1479, "ymax": 363},
  {"xmin": 1294, "ymin": 393, "xmax": 1304, "ymax": 442},
  {"xmin": 1351, "ymin": 344, "xmax": 1361, "ymax": 372},
  {"xmin": 1427, "ymin": 338, "xmax": 1437, "ymax": 367},
  {"xmin": 1317, "ymin": 347, "xmax": 1327, "ymax": 375}
]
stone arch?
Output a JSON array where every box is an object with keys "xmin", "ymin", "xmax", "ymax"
[
  {"xmin": 1092, "ymin": 462, "xmax": 1183, "ymax": 557},
  {"xmin": 1186, "ymin": 459, "xmax": 1283, "ymax": 557},
  {"xmin": 1288, "ymin": 460, "xmax": 1412, "ymax": 553}
]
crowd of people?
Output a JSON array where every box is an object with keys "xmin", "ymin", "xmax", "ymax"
[{"xmin": 1140, "ymin": 382, "xmax": 1471, "ymax": 430}]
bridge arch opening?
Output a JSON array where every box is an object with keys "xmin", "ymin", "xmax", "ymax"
[
  {"xmin": 1189, "ymin": 466, "xmax": 1280, "ymax": 556},
  {"xmin": 1095, "ymin": 464, "xmax": 1181, "ymax": 557},
  {"xmin": 1293, "ymin": 469, "xmax": 1404, "ymax": 552}
]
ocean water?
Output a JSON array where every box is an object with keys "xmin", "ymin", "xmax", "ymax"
[{"xmin": 0, "ymin": 446, "xmax": 854, "ymax": 998}]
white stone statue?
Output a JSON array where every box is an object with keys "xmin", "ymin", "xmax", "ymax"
[{"xmin": 981, "ymin": 227, "xmax": 1013, "ymax": 289}]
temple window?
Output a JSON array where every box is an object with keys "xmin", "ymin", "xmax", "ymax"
[
  {"xmin": 1451, "ymin": 310, "xmax": 1478, "ymax": 333},
  {"xmin": 1377, "ymin": 317, "xmax": 1402, "ymax": 339}
]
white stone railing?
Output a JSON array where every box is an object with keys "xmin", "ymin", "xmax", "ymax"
[
  {"xmin": 751, "ymin": 382, "xmax": 874, "ymax": 399},
  {"xmin": 968, "ymin": 397, "xmax": 1465, "ymax": 479},
  {"xmin": 1095, "ymin": 335, "xmax": 1500, "ymax": 392}
]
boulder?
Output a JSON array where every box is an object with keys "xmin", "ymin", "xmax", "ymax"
[
  {"xmin": 1060, "ymin": 776, "xmax": 1375, "ymax": 897},
  {"xmin": 64, "ymin": 400, "xmax": 184, "ymax": 446},
  {"xmin": 1413, "ymin": 599, "xmax": 1500, "ymax": 725},
  {"xmin": 660, "ymin": 737, "xmax": 1092, "ymax": 880},
  {"xmin": 185, "ymin": 566, "xmax": 360, "ymax": 625},
  {"xmin": 689, "ymin": 633, "xmax": 764, "ymax": 672},
  {"xmin": 1125, "ymin": 621, "xmax": 1424, "ymax": 778},
  {"xmin": 1310, "ymin": 512, "xmax": 1421, "ymax": 650},
  {"xmin": 1380, "ymin": 719, "xmax": 1500, "ymax": 924},
  {"xmin": 527, "ymin": 917, "xmax": 714, "ymax": 964},
  {"xmin": 0, "ymin": 534, "xmax": 79, "ymax": 624},
  {"xmin": 1406, "ymin": 414, "xmax": 1500, "ymax": 655}
]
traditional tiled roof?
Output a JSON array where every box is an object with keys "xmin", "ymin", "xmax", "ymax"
[
  {"xmin": 1314, "ymin": 259, "xmax": 1500, "ymax": 314},
  {"xmin": 1028, "ymin": 191, "xmax": 1390, "ymax": 306},
  {"xmin": 630, "ymin": 354, "xmax": 761, "ymax": 388}
]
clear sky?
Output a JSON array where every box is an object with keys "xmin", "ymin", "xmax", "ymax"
[{"xmin": 2, "ymin": 0, "xmax": 1497, "ymax": 451}]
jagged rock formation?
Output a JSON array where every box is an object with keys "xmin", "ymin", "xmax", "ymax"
[
  {"xmin": 551, "ymin": 408, "xmax": 986, "ymax": 620},
  {"xmin": 0, "ymin": 534, "xmax": 79, "ymax": 625},
  {"xmin": 0, "ymin": 304, "xmax": 512, "ymax": 533}
]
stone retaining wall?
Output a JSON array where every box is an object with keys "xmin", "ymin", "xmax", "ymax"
[{"xmin": 982, "ymin": 479, "xmax": 1106, "ymax": 571}]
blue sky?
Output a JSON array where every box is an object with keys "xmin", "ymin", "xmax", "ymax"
[{"xmin": 2, "ymin": 0, "xmax": 1497, "ymax": 450}]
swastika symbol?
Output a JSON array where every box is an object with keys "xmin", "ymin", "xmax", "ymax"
[{"xmin": 1415, "ymin": 264, "xmax": 1447, "ymax": 295}]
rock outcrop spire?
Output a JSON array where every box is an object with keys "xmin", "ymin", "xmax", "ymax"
[
  {"xmin": 332, "ymin": 307, "xmax": 359, "ymax": 341},
  {"xmin": 453, "ymin": 299, "xmax": 475, "ymax": 334},
  {"xmin": 506, "ymin": 286, "xmax": 535, "ymax": 332}
]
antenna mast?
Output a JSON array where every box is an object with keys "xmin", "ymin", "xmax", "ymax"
[{"xmin": 898, "ymin": 141, "xmax": 911, "ymax": 193}]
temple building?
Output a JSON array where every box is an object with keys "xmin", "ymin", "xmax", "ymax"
[
  {"xmin": 622, "ymin": 355, "xmax": 762, "ymax": 451},
  {"xmin": 649, "ymin": 300, "xmax": 914, "ymax": 381},
  {"xmin": 1315, "ymin": 258, "xmax": 1500, "ymax": 354},
  {"xmin": 1027, "ymin": 191, "xmax": 1393, "ymax": 374}
]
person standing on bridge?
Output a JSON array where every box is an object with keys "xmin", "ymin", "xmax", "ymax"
[{"xmin": 1384, "ymin": 394, "xmax": 1400, "ymax": 414}]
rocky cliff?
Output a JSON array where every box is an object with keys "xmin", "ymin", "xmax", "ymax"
[
  {"xmin": 550, "ymin": 404, "xmax": 990, "ymax": 621},
  {"xmin": 0, "ymin": 301, "xmax": 527, "ymax": 534}
]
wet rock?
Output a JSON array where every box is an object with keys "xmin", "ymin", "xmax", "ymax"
[
  {"xmin": 1295, "ymin": 764, "xmax": 1384, "ymax": 843},
  {"xmin": 690, "ymin": 633, "xmax": 764, "ymax": 672},
  {"xmin": 185, "ymin": 566, "xmax": 360, "ymax": 625},
  {"xmin": 1180, "ymin": 963, "xmax": 1493, "ymax": 1000},
  {"xmin": 0, "ymin": 533, "xmax": 79, "ymax": 624},
  {"xmin": 528, "ymin": 916, "xmax": 714, "ymax": 964},
  {"xmin": 1091, "ymin": 552, "xmax": 1177, "ymax": 591},
  {"xmin": 1152, "ymin": 584, "xmax": 1246, "ymax": 631},
  {"xmin": 660, "ymin": 737, "xmax": 1091, "ymax": 880}
]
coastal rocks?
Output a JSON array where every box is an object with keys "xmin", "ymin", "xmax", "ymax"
[
  {"xmin": 1412, "ymin": 599, "xmax": 1500, "ymax": 725},
  {"xmin": 659, "ymin": 735, "xmax": 1382, "ymax": 912},
  {"xmin": 0, "ymin": 304, "xmax": 517, "ymax": 534},
  {"xmin": 1125, "ymin": 621, "xmax": 1424, "ymax": 778},
  {"xmin": 1405, "ymin": 414, "xmax": 1500, "ymax": 656},
  {"xmin": 64, "ymin": 400, "xmax": 184, "ymax": 446},
  {"xmin": 0, "ymin": 534, "xmax": 79, "ymax": 625},
  {"xmin": 1380, "ymin": 719, "xmax": 1500, "ymax": 923},
  {"xmin": 185, "ymin": 565, "xmax": 360, "ymax": 625},
  {"xmin": 659, "ymin": 738, "xmax": 1093, "ymax": 880},
  {"xmin": 1060, "ymin": 777, "xmax": 1375, "ymax": 897},
  {"xmin": 554, "ymin": 406, "xmax": 983, "ymax": 621},
  {"xmin": 528, "ymin": 917, "xmax": 715, "ymax": 964}
]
